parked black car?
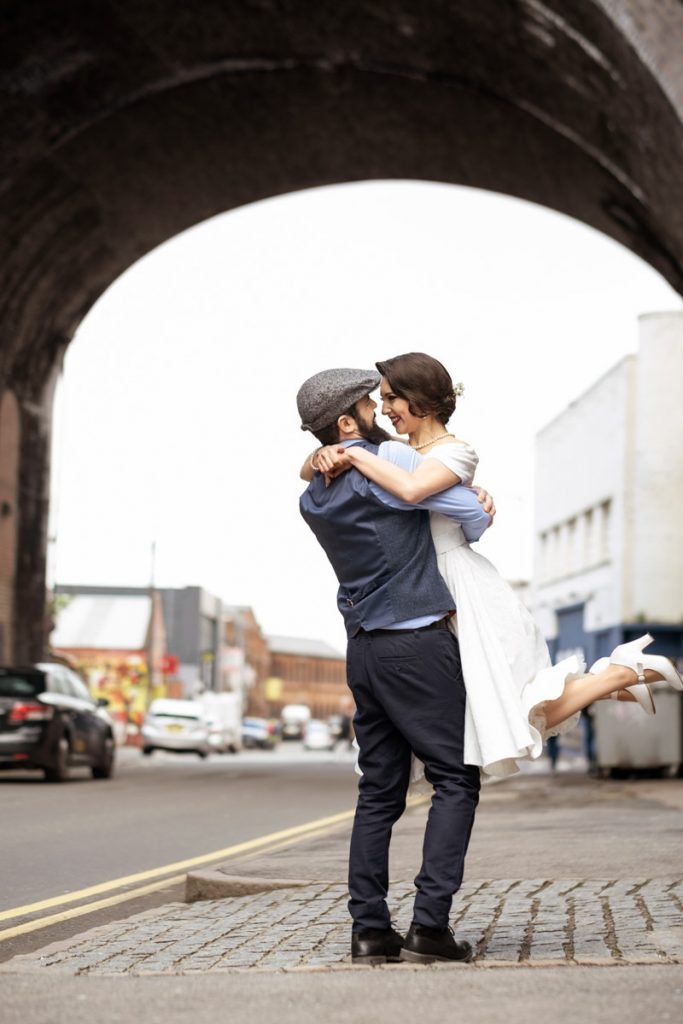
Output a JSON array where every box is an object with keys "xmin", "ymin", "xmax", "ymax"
[{"xmin": 0, "ymin": 663, "xmax": 116, "ymax": 782}]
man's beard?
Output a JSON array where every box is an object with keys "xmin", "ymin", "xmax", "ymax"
[{"xmin": 357, "ymin": 416, "xmax": 393, "ymax": 445}]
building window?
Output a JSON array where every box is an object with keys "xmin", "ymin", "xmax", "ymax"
[
  {"xmin": 551, "ymin": 525, "xmax": 561, "ymax": 580},
  {"xmin": 567, "ymin": 518, "xmax": 577, "ymax": 574},
  {"xmin": 600, "ymin": 500, "xmax": 611, "ymax": 559},
  {"xmin": 539, "ymin": 532, "xmax": 548, "ymax": 581},
  {"xmin": 583, "ymin": 508, "xmax": 594, "ymax": 566}
]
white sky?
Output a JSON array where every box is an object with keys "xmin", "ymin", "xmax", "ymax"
[{"xmin": 48, "ymin": 180, "xmax": 680, "ymax": 654}]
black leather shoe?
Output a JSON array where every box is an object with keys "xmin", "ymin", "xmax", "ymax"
[
  {"xmin": 399, "ymin": 923, "xmax": 473, "ymax": 964},
  {"xmin": 351, "ymin": 926, "xmax": 404, "ymax": 964}
]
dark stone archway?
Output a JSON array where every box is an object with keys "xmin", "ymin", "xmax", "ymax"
[{"xmin": 1, "ymin": 0, "xmax": 682, "ymax": 659}]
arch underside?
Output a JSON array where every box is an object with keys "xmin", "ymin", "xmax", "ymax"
[
  {"xmin": 1, "ymin": 0, "xmax": 683, "ymax": 663},
  {"xmin": 1, "ymin": 0, "xmax": 682, "ymax": 392}
]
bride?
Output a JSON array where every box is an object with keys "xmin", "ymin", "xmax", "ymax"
[{"xmin": 302, "ymin": 351, "xmax": 682, "ymax": 777}]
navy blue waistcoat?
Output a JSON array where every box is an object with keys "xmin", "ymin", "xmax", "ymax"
[{"xmin": 299, "ymin": 441, "xmax": 454, "ymax": 637}]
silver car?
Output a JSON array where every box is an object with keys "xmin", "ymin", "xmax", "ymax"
[{"xmin": 141, "ymin": 699, "xmax": 211, "ymax": 758}]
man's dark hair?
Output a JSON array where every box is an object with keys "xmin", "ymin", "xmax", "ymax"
[{"xmin": 312, "ymin": 404, "xmax": 358, "ymax": 446}]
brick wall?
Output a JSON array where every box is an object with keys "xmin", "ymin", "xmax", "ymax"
[
  {"xmin": 267, "ymin": 651, "xmax": 349, "ymax": 719},
  {"xmin": 0, "ymin": 390, "xmax": 19, "ymax": 663}
]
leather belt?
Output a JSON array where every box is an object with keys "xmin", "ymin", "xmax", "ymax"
[{"xmin": 356, "ymin": 615, "xmax": 451, "ymax": 638}]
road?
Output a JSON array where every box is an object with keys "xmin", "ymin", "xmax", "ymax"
[
  {"xmin": 0, "ymin": 743, "xmax": 359, "ymax": 908},
  {"xmin": 0, "ymin": 742, "xmax": 358, "ymax": 959}
]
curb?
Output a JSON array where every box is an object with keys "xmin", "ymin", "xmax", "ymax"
[{"xmin": 184, "ymin": 872, "xmax": 323, "ymax": 903}]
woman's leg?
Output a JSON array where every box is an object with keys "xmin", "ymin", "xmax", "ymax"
[{"xmin": 543, "ymin": 664, "xmax": 657, "ymax": 731}]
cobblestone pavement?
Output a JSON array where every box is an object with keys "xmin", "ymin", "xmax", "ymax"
[{"xmin": 3, "ymin": 878, "xmax": 682, "ymax": 975}]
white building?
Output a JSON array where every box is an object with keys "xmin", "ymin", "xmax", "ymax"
[{"xmin": 531, "ymin": 311, "xmax": 683, "ymax": 667}]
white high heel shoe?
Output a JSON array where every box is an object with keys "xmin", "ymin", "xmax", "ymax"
[
  {"xmin": 590, "ymin": 634, "xmax": 655, "ymax": 715},
  {"xmin": 591, "ymin": 633, "xmax": 683, "ymax": 715},
  {"xmin": 600, "ymin": 633, "xmax": 683, "ymax": 690}
]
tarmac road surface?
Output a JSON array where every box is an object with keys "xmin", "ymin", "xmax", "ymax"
[{"xmin": 0, "ymin": 744, "xmax": 359, "ymax": 911}]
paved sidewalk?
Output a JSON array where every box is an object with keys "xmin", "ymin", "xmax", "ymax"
[
  {"xmin": 4, "ymin": 875, "xmax": 681, "ymax": 975},
  {"xmin": 2, "ymin": 774, "xmax": 682, "ymax": 976}
]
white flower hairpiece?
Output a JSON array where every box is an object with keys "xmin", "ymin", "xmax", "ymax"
[{"xmin": 453, "ymin": 382, "xmax": 465, "ymax": 398}]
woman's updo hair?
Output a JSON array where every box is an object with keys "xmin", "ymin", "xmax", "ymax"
[{"xmin": 375, "ymin": 352, "xmax": 457, "ymax": 425}]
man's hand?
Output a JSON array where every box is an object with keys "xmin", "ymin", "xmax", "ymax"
[{"xmin": 475, "ymin": 487, "xmax": 496, "ymax": 527}]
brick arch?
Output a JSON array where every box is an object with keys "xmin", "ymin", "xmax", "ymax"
[{"xmin": 1, "ymin": 0, "xmax": 683, "ymax": 659}]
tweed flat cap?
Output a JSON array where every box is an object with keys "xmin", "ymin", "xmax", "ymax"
[{"xmin": 297, "ymin": 367, "xmax": 381, "ymax": 432}]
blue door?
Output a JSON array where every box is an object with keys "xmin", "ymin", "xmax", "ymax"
[{"xmin": 555, "ymin": 604, "xmax": 587, "ymax": 664}]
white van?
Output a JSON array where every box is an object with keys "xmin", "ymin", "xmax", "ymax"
[
  {"xmin": 200, "ymin": 691, "xmax": 242, "ymax": 753},
  {"xmin": 280, "ymin": 703, "xmax": 312, "ymax": 740}
]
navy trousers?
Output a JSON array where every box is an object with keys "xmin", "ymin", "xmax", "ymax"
[{"xmin": 346, "ymin": 627, "xmax": 480, "ymax": 931}]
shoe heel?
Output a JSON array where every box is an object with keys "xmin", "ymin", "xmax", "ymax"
[
  {"xmin": 399, "ymin": 948, "xmax": 435, "ymax": 964},
  {"xmin": 646, "ymin": 655, "xmax": 683, "ymax": 692},
  {"xmin": 613, "ymin": 634, "xmax": 654, "ymax": 659},
  {"xmin": 628, "ymin": 681, "xmax": 656, "ymax": 714},
  {"xmin": 351, "ymin": 955, "xmax": 388, "ymax": 965}
]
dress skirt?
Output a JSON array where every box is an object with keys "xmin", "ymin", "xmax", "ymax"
[{"xmin": 431, "ymin": 512, "xmax": 583, "ymax": 778}]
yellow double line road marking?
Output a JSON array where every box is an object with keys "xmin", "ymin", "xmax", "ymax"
[
  {"xmin": 0, "ymin": 875, "xmax": 190, "ymax": 943},
  {"xmin": 0, "ymin": 796, "xmax": 428, "ymax": 943}
]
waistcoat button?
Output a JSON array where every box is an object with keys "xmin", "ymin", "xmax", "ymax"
[{"xmin": 346, "ymin": 598, "xmax": 354, "ymax": 607}]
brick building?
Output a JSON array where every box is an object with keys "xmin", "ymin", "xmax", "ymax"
[
  {"xmin": 49, "ymin": 583, "xmax": 350, "ymax": 723},
  {"xmin": 264, "ymin": 636, "xmax": 349, "ymax": 719},
  {"xmin": 223, "ymin": 605, "xmax": 271, "ymax": 714}
]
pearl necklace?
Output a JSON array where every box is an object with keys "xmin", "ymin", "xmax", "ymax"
[{"xmin": 411, "ymin": 432, "xmax": 454, "ymax": 450}]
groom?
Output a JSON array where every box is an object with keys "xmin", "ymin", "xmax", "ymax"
[{"xmin": 297, "ymin": 367, "xmax": 492, "ymax": 965}]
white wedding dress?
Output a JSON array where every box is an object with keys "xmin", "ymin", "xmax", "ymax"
[
  {"xmin": 351, "ymin": 440, "xmax": 584, "ymax": 780},
  {"xmin": 417, "ymin": 441, "xmax": 583, "ymax": 777}
]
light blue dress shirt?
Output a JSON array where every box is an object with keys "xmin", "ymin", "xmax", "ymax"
[{"xmin": 340, "ymin": 439, "xmax": 490, "ymax": 628}]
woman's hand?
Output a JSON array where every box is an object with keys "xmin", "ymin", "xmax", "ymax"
[
  {"xmin": 315, "ymin": 445, "xmax": 352, "ymax": 476},
  {"xmin": 475, "ymin": 487, "xmax": 496, "ymax": 526}
]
